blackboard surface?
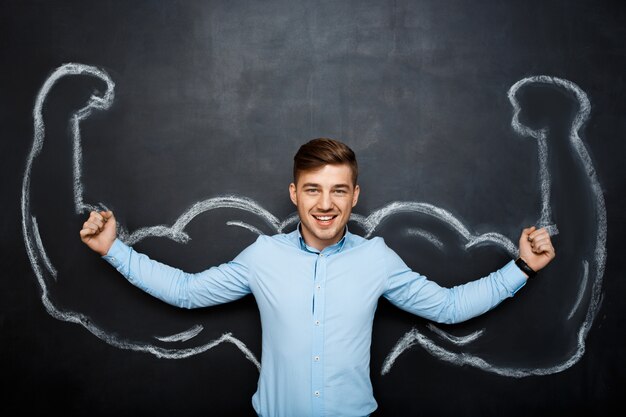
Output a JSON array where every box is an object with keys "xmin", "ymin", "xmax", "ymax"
[{"xmin": 2, "ymin": 1, "xmax": 625, "ymax": 416}]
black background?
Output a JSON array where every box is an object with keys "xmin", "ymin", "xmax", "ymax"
[{"xmin": 2, "ymin": 1, "xmax": 625, "ymax": 416}]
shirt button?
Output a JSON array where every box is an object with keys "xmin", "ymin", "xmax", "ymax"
[
  {"xmin": 314, "ymin": 320, "xmax": 320, "ymax": 326},
  {"xmin": 316, "ymin": 285, "xmax": 321, "ymax": 290},
  {"xmin": 314, "ymin": 355, "xmax": 320, "ymax": 361},
  {"xmin": 314, "ymin": 391, "xmax": 320, "ymax": 397}
]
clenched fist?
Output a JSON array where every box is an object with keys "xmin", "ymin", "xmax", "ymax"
[
  {"xmin": 80, "ymin": 210, "xmax": 117, "ymax": 256},
  {"xmin": 518, "ymin": 226, "xmax": 556, "ymax": 274}
]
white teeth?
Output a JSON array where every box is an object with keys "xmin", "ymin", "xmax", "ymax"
[{"xmin": 315, "ymin": 215, "xmax": 334, "ymax": 221}]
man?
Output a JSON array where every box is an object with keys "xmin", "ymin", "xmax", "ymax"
[{"xmin": 80, "ymin": 137, "xmax": 555, "ymax": 417}]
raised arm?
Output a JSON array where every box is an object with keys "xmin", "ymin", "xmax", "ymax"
[
  {"xmin": 80, "ymin": 210, "xmax": 252, "ymax": 308},
  {"xmin": 383, "ymin": 226, "xmax": 555, "ymax": 324}
]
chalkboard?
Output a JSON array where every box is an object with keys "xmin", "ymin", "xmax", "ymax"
[{"xmin": 2, "ymin": 1, "xmax": 625, "ymax": 416}]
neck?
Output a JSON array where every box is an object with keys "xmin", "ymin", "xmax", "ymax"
[{"xmin": 299, "ymin": 224, "xmax": 346, "ymax": 251}]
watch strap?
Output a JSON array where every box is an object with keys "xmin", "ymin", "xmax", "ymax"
[{"xmin": 515, "ymin": 257, "xmax": 537, "ymax": 278}]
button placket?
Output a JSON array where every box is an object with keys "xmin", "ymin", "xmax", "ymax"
[{"xmin": 311, "ymin": 251, "xmax": 326, "ymax": 412}]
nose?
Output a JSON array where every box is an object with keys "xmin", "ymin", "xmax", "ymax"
[{"xmin": 317, "ymin": 191, "xmax": 333, "ymax": 211}]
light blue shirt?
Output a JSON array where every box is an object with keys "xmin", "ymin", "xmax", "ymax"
[{"xmin": 103, "ymin": 226, "xmax": 527, "ymax": 417}]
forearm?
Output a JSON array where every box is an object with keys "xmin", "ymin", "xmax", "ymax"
[
  {"xmin": 436, "ymin": 259, "xmax": 527, "ymax": 324},
  {"xmin": 103, "ymin": 238, "xmax": 250, "ymax": 308},
  {"xmin": 385, "ymin": 258, "xmax": 527, "ymax": 325}
]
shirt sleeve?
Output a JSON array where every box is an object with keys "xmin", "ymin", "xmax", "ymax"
[
  {"xmin": 102, "ymin": 238, "xmax": 253, "ymax": 309},
  {"xmin": 381, "ymin": 242, "xmax": 527, "ymax": 324}
]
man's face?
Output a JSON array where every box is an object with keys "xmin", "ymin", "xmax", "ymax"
[{"xmin": 289, "ymin": 164, "xmax": 360, "ymax": 251}]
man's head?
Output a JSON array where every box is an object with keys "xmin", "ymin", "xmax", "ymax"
[{"xmin": 289, "ymin": 138, "xmax": 360, "ymax": 250}]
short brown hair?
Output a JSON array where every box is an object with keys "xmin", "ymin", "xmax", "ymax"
[{"xmin": 293, "ymin": 138, "xmax": 358, "ymax": 185}]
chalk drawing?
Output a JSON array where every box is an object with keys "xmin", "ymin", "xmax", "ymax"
[
  {"xmin": 22, "ymin": 64, "xmax": 605, "ymax": 378},
  {"xmin": 21, "ymin": 63, "xmax": 261, "ymax": 368},
  {"xmin": 380, "ymin": 76, "xmax": 606, "ymax": 377}
]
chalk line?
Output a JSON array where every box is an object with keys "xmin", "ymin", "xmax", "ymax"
[
  {"xmin": 568, "ymin": 260, "xmax": 589, "ymax": 320},
  {"xmin": 381, "ymin": 326, "xmax": 584, "ymax": 378},
  {"xmin": 406, "ymin": 228, "xmax": 445, "ymax": 251},
  {"xmin": 155, "ymin": 324, "xmax": 204, "ymax": 342},
  {"xmin": 123, "ymin": 196, "xmax": 281, "ymax": 246},
  {"xmin": 427, "ymin": 323, "xmax": 484, "ymax": 346},
  {"xmin": 226, "ymin": 221, "xmax": 264, "ymax": 236},
  {"xmin": 32, "ymin": 216, "xmax": 57, "ymax": 280}
]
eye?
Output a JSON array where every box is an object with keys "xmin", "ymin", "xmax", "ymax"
[
  {"xmin": 305, "ymin": 188, "xmax": 319, "ymax": 194},
  {"xmin": 333, "ymin": 189, "xmax": 348, "ymax": 195}
]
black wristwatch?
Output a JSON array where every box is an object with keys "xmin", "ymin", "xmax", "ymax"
[{"xmin": 515, "ymin": 257, "xmax": 537, "ymax": 278}]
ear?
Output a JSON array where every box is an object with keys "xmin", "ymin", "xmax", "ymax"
[
  {"xmin": 289, "ymin": 183, "xmax": 298, "ymax": 206},
  {"xmin": 352, "ymin": 184, "xmax": 360, "ymax": 207}
]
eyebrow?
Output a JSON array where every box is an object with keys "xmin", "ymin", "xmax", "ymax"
[{"xmin": 301, "ymin": 183, "xmax": 351, "ymax": 189}]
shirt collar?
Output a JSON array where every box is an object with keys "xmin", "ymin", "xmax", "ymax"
[{"xmin": 296, "ymin": 222, "xmax": 348, "ymax": 255}]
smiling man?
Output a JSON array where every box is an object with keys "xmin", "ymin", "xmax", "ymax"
[
  {"xmin": 289, "ymin": 144, "xmax": 360, "ymax": 250},
  {"xmin": 80, "ymin": 137, "xmax": 555, "ymax": 417}
]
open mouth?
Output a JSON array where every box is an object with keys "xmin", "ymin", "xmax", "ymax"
[{"xmin": 312, "ymin": 214, "xmax": 338, "ymax": 225}]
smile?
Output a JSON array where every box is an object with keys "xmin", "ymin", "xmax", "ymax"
[{"xmin": 313, "ymin": 214, "xmax": 338, "ymax": 223}]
